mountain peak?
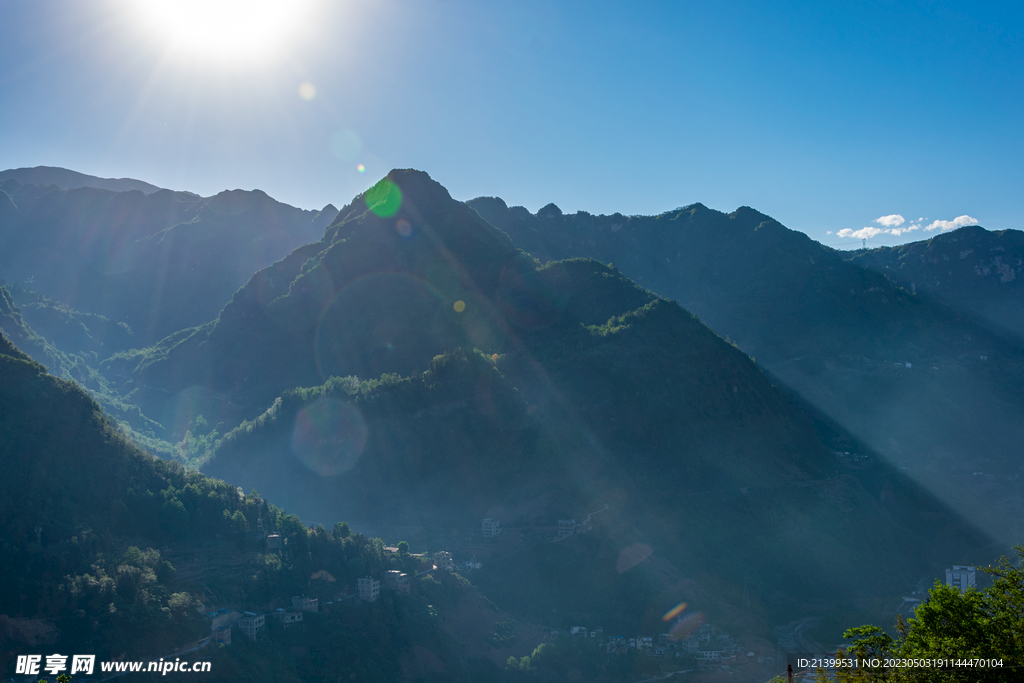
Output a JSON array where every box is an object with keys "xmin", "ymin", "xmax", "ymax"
[
  {"xmin": 537, "ymin": 202, "xmax": 563, "ymax": 219},
  {"xmin": 731, "ymin": 205, "xmax": 772, "ymax": 223},
  {"xmin": 382, "ymin": 168, "xmax": 455, "ymax": 207},
  {"xmin": 467, "ymin": 196, "xmax": 512, "ymax": 229},
  {"xmin": 934, "ymin": 224, "xmax": 987, "ymax": 241}
]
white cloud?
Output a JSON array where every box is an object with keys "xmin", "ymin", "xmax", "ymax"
[
  {"xmin": 837, "ymin": 226, "xmax": 884, "ymax": 239},
  {"xmin": 838, "ymin": 213, "xmax": 977, "ymax": 242},
  {"xmin": 924, "ymin": 215, "xmax": 979, "ymax": 232},
  {"xmin": 874, "ymin": 214, "xmax": 905, "ymax": 227},
  {"xmin": 826, "ymin": 230, "xmax": 833, "ymax": 235},
  {"xmin": 887, "ymin": 224, "xmax": 920, "ymax": 236}
]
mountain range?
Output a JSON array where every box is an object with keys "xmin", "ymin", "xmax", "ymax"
[
  {"xmin": 848, "ymin": 226, "xmax": 1024, "ymax": 339},
  {"xmin": 467, "ymin": 196, "xmax": 1024, "ymax": 546},
  {"xmin": 96, "ymin": 170, "xmax": 988, "ymax": 632},
  {"xmin": 0, "ymin": 176, "xmax": 337, "ymax": 346},
  {"xmin": 0, "ymin": 165, "xmax": 170, "ymax": 195},
  {"xmin": 1, "ymin": 166, "xmax": 1018, "ymax": 680},
  {"xmin": 0, "ymin": 329, "xmax": 539, "ymax": 682}
]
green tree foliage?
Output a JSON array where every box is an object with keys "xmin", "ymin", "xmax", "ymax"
[
  {"xmin": 505, "ymin": 636, "xmax": 615, "ymax": 682},
  {"xmin": 829, "ymin": 547, "xmax": 1024, "ymax": 682}
]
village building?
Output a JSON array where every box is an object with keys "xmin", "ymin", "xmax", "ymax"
[
  {"xmin": 358, "ymin": 576, "xmax": 381, "ymax": 602},
  {"xmin": 206, "ymin": 609, "xmax": 241, "ymax": 632},
  {"xmin": 481, "ymin": 518, "xmax": 501, "ymax": 537},
  {"xmin": 386, "ymin": 570, "xmax": 410, "ymax": 593},
  {"xmin": 273, "ymin": 608, "xmax": 303, "ymax": 628},
  {"xmin": 266, "ymin": 534, "xmax": 282, "ymax": 550},
  {"xmin": 946, "ymin": 565, "xmax": 976, "ymax": 592},
  {"xmin": 212, "ymin": 626, "xmax": 231, "ymax": 645},
  {"xmin": 433, "ymin": 551, "xmax": 454, "ymax": 571},
  {"xmin": 236, "ymin": 613, "xmax": 266, "ymax": 641},
  {"xmin": 291, "ymin": 595, "xmax": 318, "ymax": 612}
]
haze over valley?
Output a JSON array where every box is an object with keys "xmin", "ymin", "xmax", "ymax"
[
  {"xmin": 2, "ymin": 164, "xmax": 1022, "ymax": 682},
  {"xmin": 2, "ymin": 2, "xmax": 1022, "ymax": 681}
]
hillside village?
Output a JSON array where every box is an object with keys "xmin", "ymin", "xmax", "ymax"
[{"xmin": 189, "ymin": 515, "xmax": 779, "ymax": 680}]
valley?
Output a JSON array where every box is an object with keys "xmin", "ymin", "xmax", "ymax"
[{"xmin": 1, "ymin": 166, "xmax": 1019, "ymax": 682}]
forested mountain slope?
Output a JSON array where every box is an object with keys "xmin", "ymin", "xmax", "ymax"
[
  {"xmin": 0, "ymin": 332, "xmax": 533, "ymax": 682},
  {"xmin": 467, "ymin": 197, "xmax": 1024, "ymax": 545},
  {"xmin": 848, "ymin": 225, "xmax": 1024, "ymax": 339},
  {"xmin": 100, "ymin": 170, "xmax": 987, "ymax": 633},
  {"xmin": 0, "ymin": 177, "xmax": 337, "ymax": 346}
]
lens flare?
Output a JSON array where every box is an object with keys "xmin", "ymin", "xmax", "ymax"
[
  {"xmin": 616, "ymin": 543, "xmax": 653, "ymax": 573},
  {"xmin": 669, "ymin": 612, "xmax": 704, "ymax": 640},
  {"xmin": 365, "ymin": 178, "xmax": 402, "ymax": 217},
  {"xmin": 453, "ymin": 300, "xmax": 466, "ymax": 312},
  {"xmin": 396, "ymin": 219, "xmax": 412, "ymax": 237},
  {"xmin": 291, "ymin": 398, "xmax": 368, "ymax": 476},
  {"xmin": 298, "ymin": 82, "xmax": 316, "ymax": 100},
  {"xmin": 663, "ymin": 602, "xmax": 687, "ymax": 622},
  {"xmin": 330, "ymin": 129, "xmax": 361, "ymax": 161},
  {"xmin": 357, "ymin": 164, "xmax": 366, "ymax": 173}
]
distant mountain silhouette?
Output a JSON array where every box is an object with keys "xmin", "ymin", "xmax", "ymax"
[
  {"xmin": 0, "ymin": 177, "xmax": 338, "ymax": 346},
  {"xmin": 0, "ymin": 165, "xmax": 170, "ymax": 195},
  {"xmin": 102, "ymin": 171, "xmax": 987, "ymax": 631},
  {"xmin": 467, "ymin": 197, "xmax": 1024, "ymax": 547},
  {"xmin": 848, "ymin": 225, "xmax": 1024, "ymax": 339}
]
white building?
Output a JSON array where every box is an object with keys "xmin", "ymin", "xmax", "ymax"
[
  {"xmin": 358, "ymin": 576, "xmax": 381, "ymax": 602},
  {"xmin": 291, "ymin": 595, "xmax": 319, "ymax": 612},
  {"xmin": 433, "ymin": 551, "xmax": 454, "ymax": 571},
  {"xmin": 558, "ymin": 519, "xmax": 577, "ymax": 539},
  {"xmin": 236, "ymin": 612, "xmax": 266, "ymax": 640},
  {"xmin": 273, "ymin": 608, "xmax": 303, "ymax": 628},
  {"xmin": 946, "ymin": 566, "xmax": 976, "ymax": 592},
  {"xmin": 482, "ymin": 518, "xmax": 501, "ymax": 537}
]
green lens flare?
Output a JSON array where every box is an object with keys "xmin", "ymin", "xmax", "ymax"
[{"xmin": 365, "ymin": 178, "xmax": 402, "ymax": 217}]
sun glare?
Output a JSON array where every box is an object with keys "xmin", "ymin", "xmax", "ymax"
[{"xmin": 131, "ymin": 0, "xmax": 312, "ymax": 64}]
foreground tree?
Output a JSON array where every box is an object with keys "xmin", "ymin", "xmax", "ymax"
[{"xmin": 819, "ymin": 546, "xmax": 1024, "ymax": 682}]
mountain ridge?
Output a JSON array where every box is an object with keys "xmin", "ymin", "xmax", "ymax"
[
  {"xmin": 848, "ymin": 225, "xmax": 1024, "ymax": 339},
  {"xmin": 96, "ymin": 170, "xmax": 990, "ymax": 638},
  {"xmin": 466, "ymin": 194, "xmax": 1024, "ymax": 547},
  {"xmin": 0, "ymin": 165, "xmax": 171, "ymax": 195},
  {"xmin": 0, "ymin": 178, "xmax": 339, "ymax": 346}
]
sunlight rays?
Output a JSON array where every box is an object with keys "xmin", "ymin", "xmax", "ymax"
[{"xmin": 129, "ymin": 0, "xmax": 315, "ymax": 65}]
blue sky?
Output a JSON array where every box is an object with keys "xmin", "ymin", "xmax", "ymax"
[{"xmin": 1, "ymin": 0, "xmax": 1020, "ymax": 248}]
